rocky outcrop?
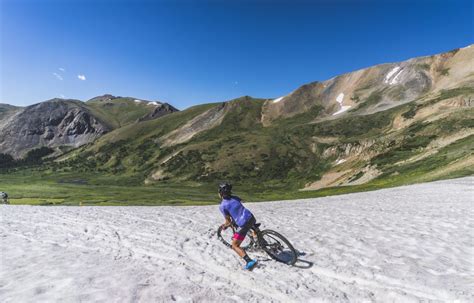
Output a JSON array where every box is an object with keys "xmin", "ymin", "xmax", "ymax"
[
  {"xmin": 321, "ymin": 137, "xmax": 402, "ymax": 163},
  {"xmin": 138, "ymin": 103, "xmax": 179, "ymax": 122},
  {"xmin": 0, "ymin": 99, "xmax": 110, "ymax": 158}
]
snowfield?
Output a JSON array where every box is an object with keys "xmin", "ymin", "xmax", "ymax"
[
  {"xmin": 384, "ymin": 66, "xmax": 401, "ymax": 84},
  {"xmin": 1, "ymin": 178, "xmax": 473, "ymax": 302}
]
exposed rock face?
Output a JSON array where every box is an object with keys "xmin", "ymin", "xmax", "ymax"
[
  {"xmin": 161, "ymin": 102, "xmax": 227, "ymax": 147},
  {"xmin": 138, "ymin": 103, "xmax": 179, "ymax": 122},
  {"xmin": 321, "ymin": 138, "xmax": 397, "ymax": 161},
  {"xmin": 0, "ymin": 94, "xmax": 180, "ymax": 158},
  {"xmin": 0, "ymin": 99, "xmax": 110, "ymax": 158}
]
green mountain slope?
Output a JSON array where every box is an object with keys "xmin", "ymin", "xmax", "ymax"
[{"xmin": 57, "ymin": 85, "xmax": 474, "ymax": 192}]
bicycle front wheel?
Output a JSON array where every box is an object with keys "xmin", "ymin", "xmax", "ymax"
[{"xmin": 260, "ymin": 229, "xmax": 297, "ymax": 265}]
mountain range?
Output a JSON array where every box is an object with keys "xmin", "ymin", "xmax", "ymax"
[
  {"xmin": 0, "ymin": 96, "xmax": 177, "ymax": 158},
  {"xmin": 1, "ymin": 45, "xmax": 473, "ymax": 191}
]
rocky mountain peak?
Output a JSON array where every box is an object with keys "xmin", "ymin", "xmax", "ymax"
[
  {"xmin": 0, "ymin": 100, "xmax": 110, "ymax": 158},
  {"xmin": 261, "ymin": 46, "xmax": 473, "ymax": 125}
]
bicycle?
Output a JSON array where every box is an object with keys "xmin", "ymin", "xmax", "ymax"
[{"xmin": 217, "ymin": 222, "xmax": 297, "ymax": 265}]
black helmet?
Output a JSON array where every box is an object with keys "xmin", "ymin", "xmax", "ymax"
[{"xmin": 218, "ymin": 182, "xmax": 232, "ymax": 195}]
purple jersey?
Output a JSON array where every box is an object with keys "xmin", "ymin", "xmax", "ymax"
[{"xmin": 219, "ymin": 196, "xmax": 253, "ymax": 227}]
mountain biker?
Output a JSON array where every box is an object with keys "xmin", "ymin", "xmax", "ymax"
[
  {"xmin": 0, "ymin": 191, "xmax": 8, "ymax": 204},
  {"xmin": 218, "ymin": 182, "xmax": 257, "ymax": 270}
]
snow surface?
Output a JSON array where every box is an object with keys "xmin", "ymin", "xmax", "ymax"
[
  {"xmin": 134, "ymin": 99, "xmax": 142, "ymax": 103},
  {"xmin": 1, "ymin": 178, "xmax": 473, "ymax": 302},
  {"xmin": 273, "ymin": 96, "xmax": 284, "ymax": 103},
  {"xmin": 333, "ymin": 92, "xmax": 351, "ymax": 115},
  {"xmin": 384, "ymin": 66, "xmax": 401, "ymax": 84},
  {"xmin": 149, "ymin": 101, "xmax": 160, "ymax": 106},
  {"xmin": 335, "ymin": 158, "xmax": 347, "ymax": 165}
]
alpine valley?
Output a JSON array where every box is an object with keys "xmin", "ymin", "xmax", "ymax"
[{"xmin": 1, "ymin": 45, "xmax": 473, "ymax": 205}]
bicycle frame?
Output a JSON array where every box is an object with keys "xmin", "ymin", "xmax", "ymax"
[{"xmin": 242, "ymin": 224, "xmax": 267, "ymax": 250}]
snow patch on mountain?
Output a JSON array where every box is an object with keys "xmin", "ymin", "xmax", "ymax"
[
  {"xmin": 389, "ymin": 69, "xmax": 404, "ymax": 85},
  {"xmin": 333, "ymin": 93, "xmax": 351, "ymax": 115},
  {"xmin": 332, "ymin": 107, "xmax": 350, "ymax": 116},
  {"xmin": 273, "ymin": 96, "xmax": 284, "ymax": 103},
  {"xmin": 384, "ymin": 66, "xmax": 401, "ymax": 84}
]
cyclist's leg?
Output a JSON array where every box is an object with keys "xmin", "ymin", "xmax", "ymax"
[
  {"xmin": 231, "ymin": 226, "xmax": 248, "ymax": 256},
  {"xmin": 231, "ymin": 237, "xmax": 255, "ymax": 267},
  {"xmin": 231, "ymin": 238, "xmax": 246, "ymax": 257},
  {"xmin": 231, "ymin": 216, "xmax": 256, "ymax": 258}
]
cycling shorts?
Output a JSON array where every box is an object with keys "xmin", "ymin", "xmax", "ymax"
[{"xmin": 233, "ymin": 215, "xmax": 256, "ymax": 241}]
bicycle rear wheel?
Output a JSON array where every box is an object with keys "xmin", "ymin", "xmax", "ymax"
[
  {"xmin": 217, "ymin": 226, "xmax": 253, "ymax": 250},
  {"xmin": 259, "ymin": 230, "xmax": 297, "ymax": 265}
]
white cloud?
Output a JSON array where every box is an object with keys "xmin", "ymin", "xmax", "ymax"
[
  {"xmin": 59, "ymin": 67, "xmax": 65, "ymax": 72},
  {"xmin": 77, "ymin": 74, "xmax": 86, "ymax": 81},
  {"xmin": 53, "ymin": 72, "xmax": 63, "ymax": 81},
  {"xmin": 60, "ymin": 94, "xmax": 66, "ymax": 98}
]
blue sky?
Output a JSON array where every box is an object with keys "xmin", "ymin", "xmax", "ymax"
[{"xmin": 1, "ymin": 0, "xmax": 472, "ymax": 109}]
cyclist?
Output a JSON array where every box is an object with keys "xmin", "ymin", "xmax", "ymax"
[
  {"xmin": 218, "ymin": 182, "xmax": 257, "ymax": 270},
  {"xmin": 0, "ymin": 191, "xmax": 8, "ymax": 204}
]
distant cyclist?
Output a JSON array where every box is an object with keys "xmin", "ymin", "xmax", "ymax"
[
  {"xmin": 0, "ymin": 192, "xmax": 9, "ymax": 204},
  {"xmin": 218, "ymin": 182, "xmax": 257, "ymax": 270}
]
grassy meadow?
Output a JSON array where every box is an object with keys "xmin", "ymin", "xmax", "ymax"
[{"xmin": 2, "ymin": 144, "xmax": 472, "ymax": 207}]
